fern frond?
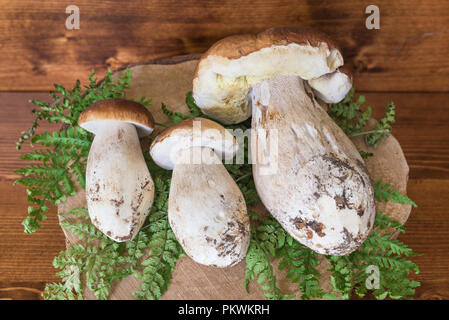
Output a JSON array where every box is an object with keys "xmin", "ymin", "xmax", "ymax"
[
  {"xmin": 161, "ymin": 103, "xmax": 188, "ymax": 124},
  {"xmin": 374, "ymin": 211, "xmax": 406, "ymax": 233},
  {"xmin": 185, "ymin": 91, "xmax": 204, "ymax": 117},
  {"xmin": 366, "ymin": 102, "xmax": 395, "ymax": 147},
  {"xmin": 244, "ymin": 235, "xmax": 284, "ymax": 300},
  {"xmin": 327, "ymin": 255, "xmax": 355, "ymax": 299},
  {"xmin": 374, "ymin": 180, "xmax": 417, "ymax": 207},
  {"xmin": 326, "ymin": 213, "xmax": 420, "ymax": 300},
  {"xmin": 327, "ymin": 89, "xmax": 372, "ymax": 137},
  {"xmin": 244, "ymin": 213, "xmax": 292, "ymax": 300},
  {"xmin": 277, "ymin": 235, "xmax": 325, "ymax": 299},
  {"xmin": 32, "ymin": 128, "xmax": 91, "ymax": 151},
  {"xmin": 132, "ymin": 177, "xmax": 184, "ymax": 300}
]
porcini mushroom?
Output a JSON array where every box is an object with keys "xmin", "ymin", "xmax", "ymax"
[
  {"xmin": 150, "ymin": 118, "xmax": 250, "ymax": 267},
  {"xmin": 78, "ymin": 98, "xmax": 155, "ymax": 242},
  {"xmin": 192, "ymin": 26, "xmax": 375, "ymax": 255}
]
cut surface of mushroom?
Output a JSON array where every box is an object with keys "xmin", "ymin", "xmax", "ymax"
[
  {"xmin": 308, "ymin": 68, "xmax": 353, "ymax": 104},
  {"xmin": 150, "ymin": 118, "xmax": 250, "ymax": 267},
  {"xmin": 78, "ymin": 98, "xmax": 155, "ymax": 242},
  {"xmin": 193, "ymin": 26, "xmax": 348, "ymax": 124},
  {"xmin": 192, "ymin": 26, "xmax": 375, "ymax": 255}
]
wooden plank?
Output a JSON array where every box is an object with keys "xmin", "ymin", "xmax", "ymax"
[
  {"xmin": 398, "ymin": 179, "xmax": 449, "ymax": 300},
  {"xmin": 0, "ymin": 92, "xmax": 65, "ymax": 295},
  {"xmin": 0, "ymin": 282, "xmax": 44, "ymax": 300},
  {"xmin": 1, "ymin": 0, "xmax": 449, "ymax": 92},
  {"xmin": 0, "ymin": 181, "xmax": 65, "ymax": 283},
  {"xmin": 363, "ymin": 92, "xmax": 449, "ymax": 180},
  {"xmin": 0, "ymin": 92, "xmax": 59, "ymax": 180}
]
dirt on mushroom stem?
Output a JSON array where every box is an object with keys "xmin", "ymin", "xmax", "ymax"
[
  {"xmin": 86, "ymin": 121, "xmax": 154, "ymax": 242},
  {"xmin": 250, "ymin": 75, "xmax": 376, "ymax": 256},
  {"xmin": 167, "ymin": 146, "xmax": 250, "ymax": 267}
]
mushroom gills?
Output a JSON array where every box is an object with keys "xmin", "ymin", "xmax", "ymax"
[
  {"xmin": 86, "ymin": 121, "xmax": 154, "ymax": 242},
  {"xmin": 250, "ymin": 75, "xmax": 375, "ymax": 256},
  {"xmin": 168, "ymin": 146, "xmax": 250, "ymax": 267}
]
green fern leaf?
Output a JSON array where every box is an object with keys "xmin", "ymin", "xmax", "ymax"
[{"xmin": 374, "ymin": 180, "xmax": 417, "ymax": 207}]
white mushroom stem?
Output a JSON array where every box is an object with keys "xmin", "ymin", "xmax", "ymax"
[
  {"xmin": 168, "ymin": 146, "xmax": 249, "ymax": 267},
  {"xmin": 86, "ymin": 121, "xmax": 154, "ymax": 242},
  {"xmin": 250, "ymin": 75, "xmax": 375, "ymax": 256}
]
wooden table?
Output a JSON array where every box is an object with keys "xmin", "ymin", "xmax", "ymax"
[{"xmin": 0, "ymin": 0, "xmax": 448, "ymax": 300}]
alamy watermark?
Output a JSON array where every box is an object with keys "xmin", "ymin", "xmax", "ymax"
[
  {"xmin": 167, "ymin": 118, "xmax": 278, "ymax": 176},
  {"xmin": 365, "ymin": 265, "xmax": 380, "ymax": 289},
  {"xmin": 66, "ymin": 5, "xmax": 80, "ymax": 30},
  {"xmin": 365, "ymin": 5, "xmax": 380, "ymax": 30}
]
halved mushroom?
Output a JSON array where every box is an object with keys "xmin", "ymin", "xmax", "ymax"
[
  {"xmin": 78, "ymin": 98, "xmax": 155, "ymax": 242},
  {"xmin": 150, "ymin": 118, "xmax": 250, "ymax": 267},
  {"xmin": 192, "ymin": 27, "xmax": 375, "ymax": 256}
]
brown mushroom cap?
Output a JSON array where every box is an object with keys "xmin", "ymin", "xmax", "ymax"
[
  {"xmin": 194, "ymin": 26, "xmax": 341, "ymax": 70},
  {"xmin": 192, "ymin": 26, "xmax": 351, "ymax": 124},
  {"xmin": 78, "ymin": 98, "xmax": 155, "ymax": 137},
  {"xmin": 150, "ymin": 117, "xmax": 238, "ymax": 170}
]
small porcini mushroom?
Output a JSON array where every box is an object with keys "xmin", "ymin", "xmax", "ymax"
[
  {"xmin": 150, "ymin": 118, "xmax": 250, "ymax": 267},
  {"xmin": 192, "ymin": 26, "xmax": 376, "ymax": 256},
  {"xmin": 78, "ymin": 98, "xmax": 155, "ymax": 242}
]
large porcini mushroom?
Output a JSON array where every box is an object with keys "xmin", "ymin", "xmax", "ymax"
[
  {"xmin": 78, "ymin": 98, "xmax": 155, "ymax": 242},
  {"xmin": 150, "ymin": 118, "xmax": 250, "ymax": 267},
  {"xmin": 192, "ymin": 26, "xmax": 375, "ymax": 256}
]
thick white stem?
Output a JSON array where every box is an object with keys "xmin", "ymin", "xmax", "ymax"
[
  {"xmin": 250, "ymin": 75, "xmax": 375, "ymax": 256},
  {"xmin": 86, "ymin": 121, "xmax": 154, "ymax": 242},
  {"xmin": 168, "ymin": 147, "xmax": 249, "ymax": 267}
]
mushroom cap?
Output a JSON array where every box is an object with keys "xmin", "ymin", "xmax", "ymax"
[
  {"xmin": 78, "ymin": 98, "xmax": 155, "ymax": 137},
  {"xmin": 192, "ymin": 26, "xmax": 352, "ymax": 124},
  {"xmin": 150, "ymin": 117, "xmax": 238, "ymax": 170}
]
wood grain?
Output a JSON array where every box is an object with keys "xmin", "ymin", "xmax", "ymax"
[
  {"xmin": 0, "ymin": 0, "xmax": 449, "ymax": 300},
  {"xmin": 1, "ymin": 0, "xmax": 449, "ymax": 92},
  {"xmin": 0, "ymin": 92, "xmax": 66, "ymax": 297}
]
